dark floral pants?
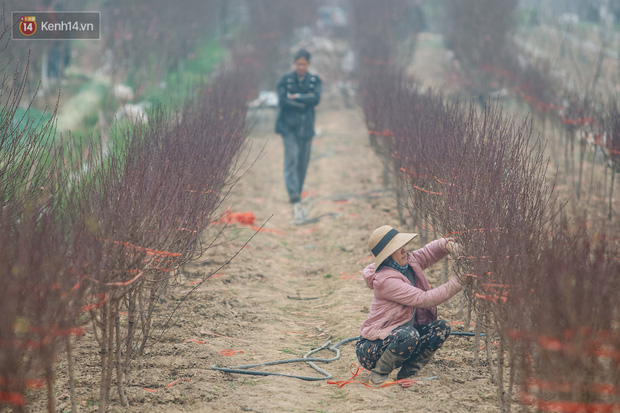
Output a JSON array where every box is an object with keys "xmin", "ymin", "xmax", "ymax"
[{"xmin": 355, "ymin": 319, "xmax": 451, "ymax": 370}]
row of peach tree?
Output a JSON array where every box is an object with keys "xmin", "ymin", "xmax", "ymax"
[
  {"xmin": 0, "ymin": 17, "xmax": 257, "ymax": 411},
  {"xmin": 359, "ymin": 66, "xmax": 620, "ymax": 412}
]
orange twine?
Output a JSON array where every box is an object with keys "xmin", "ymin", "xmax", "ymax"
[
  {"xmin": 212, "ymin": 209, "xmax": 284, "ymax": 235},
  {"xmin": 561, "ymin": 116, "xmax": 596, "ymax": 126},
  {"xmin": 80, "ymin": 293, "xmax": 109, "ymax": 312},
  {"xmin": 105, "ymin": 239, "xmax": 181, "ymax": 258},
  {"xmin": 105, "ymin": 271, "xmax": 144, "ymax": 287},
  {"xmin": 480, "ymin": 340, "xmax": 499, "ymax": 350},
  {"xmin": 142, "ymin": 378, "xmax": 192, "ymax": 394},
  {"xmin": 526, "ymin": 377, "xmax": 620, "ymax": 396},
  {"xmin": 589, "ymin": 140, "xmax": 620, "ymax": 156},
  {"xmin": 0, "ymin": 392, "xmax": 24, "ymax": 406},
  {"xmin": 183, "ymin": 339, "xmax": 207, "ymax": 344},
  {"xmin": 507, "ymin": 330, "xmax": 620, "ymax": 361},
  {"xmin": 212, "ymin": 209, "xmax": 255, "ymax": 225},
  {"xmin": 411, "ymin": 184, "xmax": 443, "ymax": 195},
  {"xmin": 326, "ymin": 364, "xmax": 420, "ymax": 389},
  {"xmin": 474, "ymin": 292, "xmax": 508, "ymax": 303},
  {"xmin": 0, "ymin": 377, "xmax": 45, "ymax": 389},
  {"xmin": 519, "ymin": 391, "xmax": 620, "ymax": 412},
  {"xmin": 220, "ymin": 349, "xmax": 244, "ymax": 356},
  {"xmin": 367, "ymin": 129, "xmax": 393, "ymax": 137},
  {"xmin": 166, "ymin": 378, "xmax": 191, "ymax": 388}
]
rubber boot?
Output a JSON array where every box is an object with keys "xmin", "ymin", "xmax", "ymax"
[
  {"xmin": 369, "ymin": 350, "xmax": 408, "ymax": 385},
  {"xmin": 396, "ymin": 348, "xmax": 435, "ymax": 380}
]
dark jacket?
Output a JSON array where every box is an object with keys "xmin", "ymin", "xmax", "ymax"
[{"xmin": 275, "ymin": 71, "xmax": 321, "ymax": 139}]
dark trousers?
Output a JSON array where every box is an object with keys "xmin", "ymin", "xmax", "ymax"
[
  {"xmin": 281, "ymin": 133, "xmax": 312, "ymax": 203},
  {"xmin": 355, "ymin": 319, "xmax": 451, "ymax": 370}
]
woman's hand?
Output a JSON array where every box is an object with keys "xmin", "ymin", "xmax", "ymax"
[
  {"xmin": 445, "ymin": 239, "xmax": 471, "ymax": 287},
  {"xmin": 445, "ymin": 239, "xmax": 462, "ymax": 258}
]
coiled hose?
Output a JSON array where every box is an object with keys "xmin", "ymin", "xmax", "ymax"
[{"xmin": 211, "ymin": 332, "xmax": 481, "ymax": 381}]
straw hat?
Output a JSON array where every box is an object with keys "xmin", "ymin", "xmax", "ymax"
[{"xmin": 368, "ymin": 225, "xmax": 418, "ymax": 269}]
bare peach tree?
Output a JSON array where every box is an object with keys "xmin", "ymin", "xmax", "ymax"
[
  {"xmin": 365, "ymin": 73, "xmax": 620, "ymax": 411},
  {"xmin": 101, "ymin": 0, "xmax": 221, "ymax": 91},
  {"xmin": 349, "ymin": 1, "xmax": 426, "ymax": 227},
  {"xmin": 602, "ymin": 98, "xmax": 620, "ymax": 221},
  {"xmin": 1, "ymin": 8, "xmax": 256, "ymax": 408},
  {"xmin": 61, "ymin": 66, "xmax": 255, "ymax": 411},
  {"xmin": 0, "ymin": 18, "xmax": 99, "ymax": 413},
  {"xmin": 441, "ymin": 0, "xmax": 519, "ymax": 102}
]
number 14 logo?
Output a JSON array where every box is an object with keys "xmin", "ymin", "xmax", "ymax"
[{"xmin": 20, "ymin": 16, "xmax": 37, "ymax": 36}]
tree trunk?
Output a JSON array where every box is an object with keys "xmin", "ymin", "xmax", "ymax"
[
  {"xmin": 45, "ymin": 366, "xmax": 54, "ymax": 413},
  {"xmin": 586, "ymin": 152, "xmax": 596, "ymax": 204},
  {"xmin": 98, "ymin": 304, "xmax": 109, "ymax": 413},
  {"xmin": 66, "ymin": 338, "xmax": 77, "ymax": 413},
  {"xmin": 474, "ymin": 315, "xmax": 482, "ymax": 365},
  {"xmin": 609, "ymin": 170, "xmax": 615, "ymax": 221},
  {"xmin": 576, "ymin": 137, "xmax": 586, "ymax": 199},
  {"xmin": 115, "ymin": 314, "xmax": 128, "ymax": 407}
]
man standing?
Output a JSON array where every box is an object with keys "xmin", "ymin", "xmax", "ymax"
[{"xmin": 275, "ymin": 49, "xmax": 322, "ymax": 224}]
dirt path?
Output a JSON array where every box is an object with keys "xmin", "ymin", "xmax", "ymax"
[{"xmin": 75, "ymin": 99, "xmax": 493, "ymax": 413}]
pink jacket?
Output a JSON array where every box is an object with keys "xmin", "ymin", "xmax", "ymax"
[{"xmin": 359, "ymin": 238, "xmax": 463, "ymax": 340}]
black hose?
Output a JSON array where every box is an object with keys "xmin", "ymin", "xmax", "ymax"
[
  {"xmin": 452, "ymin": 331, "xmax": 485, "ymax": 337},
  {"xmin": 211, "ymin": 336, "xmax": 359, "ymax": 381},
  {"xmin": 211, "ymin": 332, "xmax": 483, "ymax": 380}
]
